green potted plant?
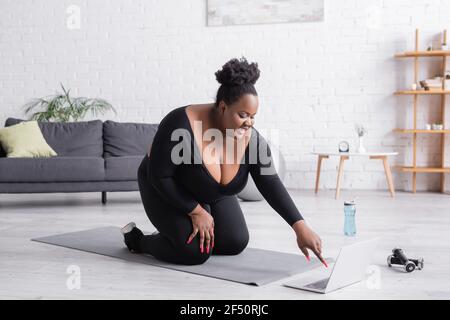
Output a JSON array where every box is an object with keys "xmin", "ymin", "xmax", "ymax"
[{"xmin": 23, "ymin": 84, "xmax": 116, "ymax": 122}]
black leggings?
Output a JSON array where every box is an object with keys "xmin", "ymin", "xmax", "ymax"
[{"xmin": 137, "ymin": 155, "xmax": 250, "ymax": 265}]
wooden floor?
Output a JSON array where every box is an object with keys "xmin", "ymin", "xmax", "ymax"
[{"xmin": 1, "ymin": 189, "xmax": 449, "ymax": 300}]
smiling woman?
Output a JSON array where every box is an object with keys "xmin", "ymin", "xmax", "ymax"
[{"xmin": 121, "ymin": 57, "xmax": 325, "ymax": 267}]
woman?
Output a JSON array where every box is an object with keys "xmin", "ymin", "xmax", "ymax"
[{"xmin": 121, "ymin": 57, "xmax": 325, "ymax": 266}]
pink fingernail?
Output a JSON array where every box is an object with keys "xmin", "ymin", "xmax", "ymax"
[{"xmin": 200, "ymin": 246, "xmax": 203, "ymax": 253}]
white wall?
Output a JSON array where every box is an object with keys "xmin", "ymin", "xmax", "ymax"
[{"xmin": 1, "ymin": 0, "xmax": 449, "ymax": 191}]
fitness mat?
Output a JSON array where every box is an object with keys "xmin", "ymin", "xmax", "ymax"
[{"xmin": 32, "ymin": 226, "xmax": 333, "ymax": 286}]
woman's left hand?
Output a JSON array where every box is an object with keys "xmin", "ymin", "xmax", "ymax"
[{"xmin": 292, "ymin": 220, "xmax": 327, "ymax": 268}]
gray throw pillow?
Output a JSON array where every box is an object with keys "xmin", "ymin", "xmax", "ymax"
[{"xmin": 103, "ymin": 120, "xmax": 159, "ymax": 157}]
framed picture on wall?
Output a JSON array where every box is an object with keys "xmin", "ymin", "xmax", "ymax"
[{"xmin": 207, "ymin": 0, "xmax": 325, "ymax": 26}]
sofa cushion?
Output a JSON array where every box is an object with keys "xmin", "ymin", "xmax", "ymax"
[
  {"xmin": 105, "ymin": 155, "xmax": 143, "ymax": 181},
  {"xmin": 0, "ymin": 156, "xmax": 105, "ymax": 182},
  {"xmin": 103, "ymin": 120, "xmax": 158, "ymax": 157},
  {"xmin": 0, "ymin": 121, "xmax": 57, "ymax": 158},
  {"xmin": 5, "ymin": 118, "xmax": 103, "ymax": 157}
]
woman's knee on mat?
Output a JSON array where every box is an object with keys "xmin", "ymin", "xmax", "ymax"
[
  {"xmin": 175, "ymin": 238, "xmax": 212, "ymax": 265},
  {"xmin": 214, "ymin": 230, "xmax": 249, "ymax": 255}
]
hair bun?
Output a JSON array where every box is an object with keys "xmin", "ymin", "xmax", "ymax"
[{"xmin": 215, "ymin": 57, "xmax": 260, "ymax": 86}]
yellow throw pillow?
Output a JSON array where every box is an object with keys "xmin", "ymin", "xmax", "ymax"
[{"xmin": 0, "ymin": 121, "xmax": 57, "ymax": 158}]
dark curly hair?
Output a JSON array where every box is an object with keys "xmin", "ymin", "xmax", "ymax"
[{"xmin": 214, "ymin": 57, "xmax": 260, "ymax": 108}]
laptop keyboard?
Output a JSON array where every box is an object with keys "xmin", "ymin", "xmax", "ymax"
[{"xmin": 305, "ymin": 278, "xmax": 329, "ymax": 289}]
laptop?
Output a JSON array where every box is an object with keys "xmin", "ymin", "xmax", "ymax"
[{"xmin": 283, "ymin": 238, "xmax": 379, "ymax": 294}]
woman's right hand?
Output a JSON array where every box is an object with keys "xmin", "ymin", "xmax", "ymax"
[
  {"xmin": 187, "ymin": 204, "xmax": 215, "ymax": 254},
  {"xmin": 293, "ymin": 220, "xmax": 327, "ymax": 268}
]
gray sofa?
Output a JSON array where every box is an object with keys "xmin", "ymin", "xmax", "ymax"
[{"xmin": 0, "ymin": 118, "xmax": 158, "ymax": 204}]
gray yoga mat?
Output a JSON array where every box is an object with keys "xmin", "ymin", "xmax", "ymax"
[{"xmin": 31, "ymin": 226, "xmax": 332, "ymax": 286}]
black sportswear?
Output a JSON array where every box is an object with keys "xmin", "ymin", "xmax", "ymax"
[{"xmin": 137, "ymin": 105, "xmax": 303, "ymax": 265}]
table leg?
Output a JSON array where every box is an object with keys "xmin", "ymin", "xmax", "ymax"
[
  {"xmin": 335, "ymin": 156, "xmax": 349, "ymax": 199},
  {"xmin": 370, "ymin": 156, "xmax": 395, "ymax": 197},
  {"xmin": 315, "ymin": 155, "xmax": 329, "ymax": 194},
  {"xmin": 382, "ymin": 157, "xmax": 395, "ymax": 197}
]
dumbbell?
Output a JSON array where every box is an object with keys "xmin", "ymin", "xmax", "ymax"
[{"xmin": 387, "ymin": 248, "xmax": 424, "ymax": 273}]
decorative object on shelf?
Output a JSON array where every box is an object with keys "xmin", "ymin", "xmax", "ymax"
[
  {"xmin": 411, "ymin": 83, "xmax": 418, "ymax": 90},
  {"xmin": 430, "ymin": 123, "xmax": 444, "ymax": 130},
  {"xmin": 355, "ymin": 124, "xmax": 367, "ymax": 153},
  {"xmin": 445, "ymin": 71, "xmax": 450, "ymax": 89},
  {"xmin": 433, "ymin": 123, "xmax": 444, "ymax": 130},
  {"xmin": 425, "ymin": 123, "xmax": 432, "ymax": 130},
  {"xmin": 419, "ymin": 80, "xmax": 429, "ymax": 90},
  {"xmin": 338, "ymin": 140, "xmax": 350, "ymax": 153},
  {"xmin": 419, "ymin": 77, "xmax": 445, "ymax": 91},
  {"xmin": 23, "ymin": 83, "xmax": 116, "ymax": 122},
  {"xmin": 442, "ymin": 42, "xmax": 448, "ymax": 51},
  {"xmin": 237, "ymin": 139, "xmax": 286, "ymax": 201}
]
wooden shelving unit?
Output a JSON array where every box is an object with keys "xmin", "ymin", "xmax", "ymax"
[
  {"xmin": 394, "ymin": 166, "xmax": 450, "ymax": 173},
  {"xmin": 394, "ymin": 29, "xmax": 449, "ymax": 193},
  {"xmin": 394, "ymin": 129, "xmax": 450, "ymax": 134},
  {"xmin": 395, "ymin": 90, "xmax": 450, "ymax": 95},
  {"xmin": 395, "ymin": 50, "xmax": 450, "ymax": 58}
]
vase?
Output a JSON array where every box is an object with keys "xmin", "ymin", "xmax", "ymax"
[{"xmin": 356, "ymin": 136, "xmax": 366, "ymax": 153}]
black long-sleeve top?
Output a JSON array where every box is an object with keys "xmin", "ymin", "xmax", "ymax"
[{"xmin": 147, "ymin": 105, "xmax": 304, "ymax": 227}]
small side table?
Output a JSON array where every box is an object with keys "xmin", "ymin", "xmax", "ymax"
[{"xmin": 312, "ymin": 151, "xmax": 398, "ymax": 199}]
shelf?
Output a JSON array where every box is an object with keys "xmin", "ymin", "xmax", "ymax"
[
  {"xmin": 395, "ymin": 90, "xmax": 450, "ymax": 95},
  {"xmin": 395, "ymin": 50, "xmax": 450, "ymax": 58},
  {"xmin": 394, "ymin": 166, "xmax": 450, "ymax": 173},
  {"xmin": 394, "ymin": 129, "xmax": 450, "ymax": 134}
]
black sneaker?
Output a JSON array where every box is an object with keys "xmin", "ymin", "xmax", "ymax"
[{"xmin": 121, "ymin": 222, "xmax": 144, "ymax": 253}]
